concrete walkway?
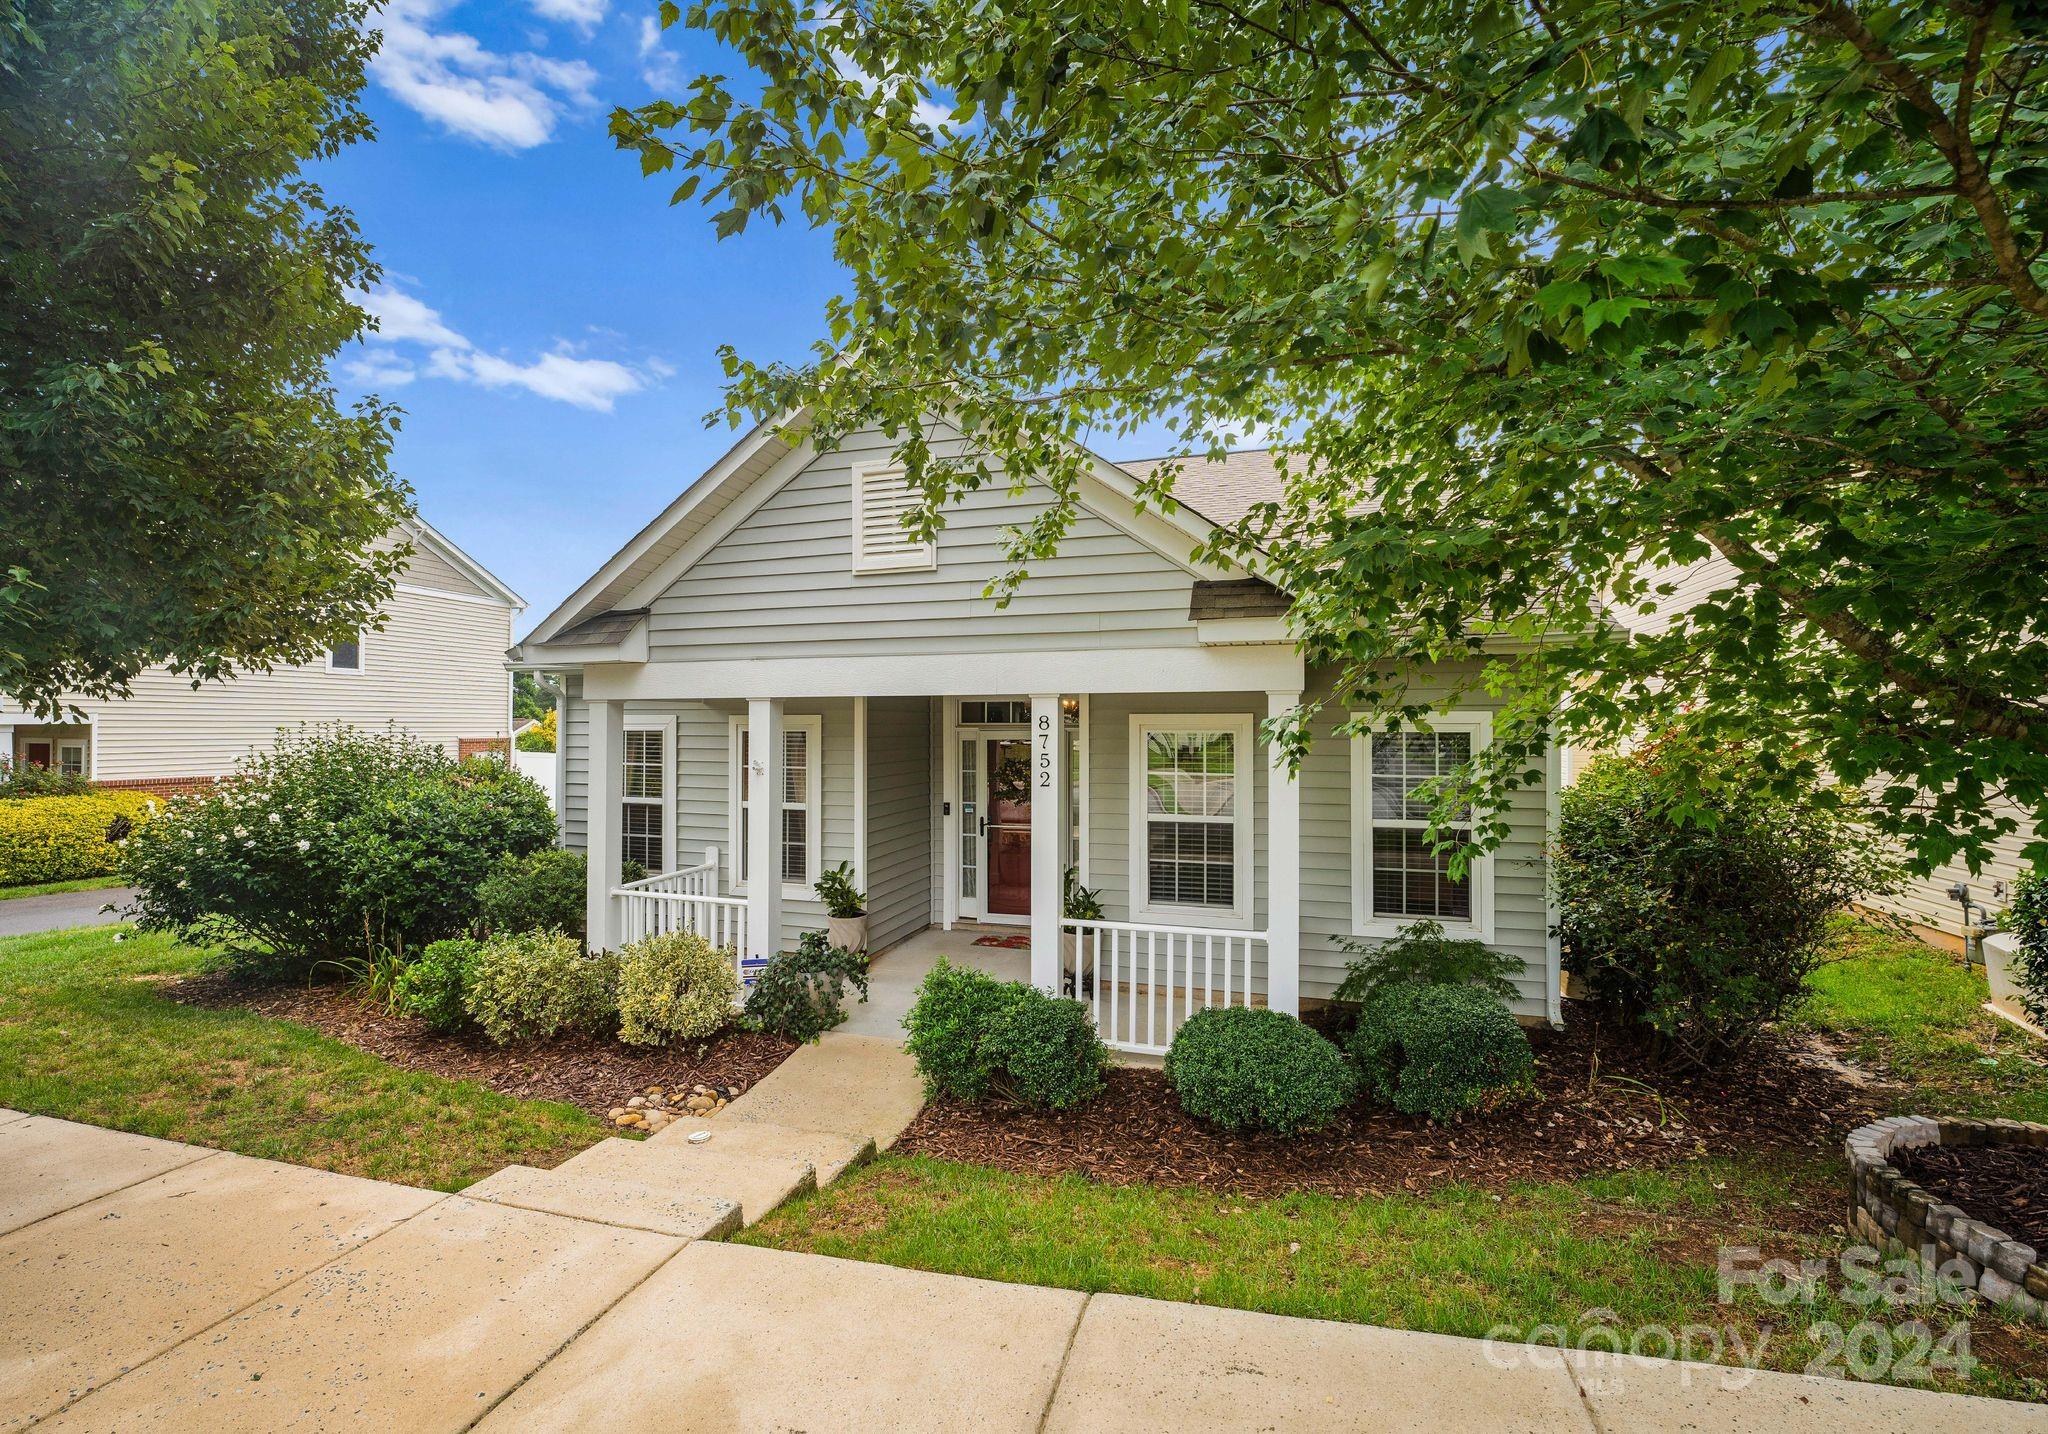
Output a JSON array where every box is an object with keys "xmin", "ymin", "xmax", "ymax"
[
  {"xmin": 0, "ymin": 886, "xmax": 135, "ymax": 938},
  {"xmin": 3, "ymin": 1112, "xmax": 2041, "ymax": 1431}
]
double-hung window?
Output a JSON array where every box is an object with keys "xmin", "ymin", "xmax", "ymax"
[
  {"xmin": 621, "ymin": 721, "xmax": 673, "ymax": 873},
  {"xmin": 1351, "ymin": 714, "xmax": 1492, "ymax": 939},
  {"xmin": 1130, "ymin": 715, "xmax": 1253, "ymax": 927},
  {"xmin": 730, "ymin": 716, "xmax": 822, "ymax": 895}
]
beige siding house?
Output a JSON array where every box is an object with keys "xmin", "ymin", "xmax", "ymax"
[
  {"xmin": 0, "ymin": 519, "xmax": 523, "ymax": 792},
  {"xmin": 1606, "ymin": 553, "xmax": 2038, "ymax": 949},
  {"xmin": 516, "ymin": 420, "xmax": 1572, "ymax": 1056}
]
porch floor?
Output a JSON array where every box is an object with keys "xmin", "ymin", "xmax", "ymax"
[{"xmin": 840, "ymin": 926, "xmax": 1030, "ymax": 1043}]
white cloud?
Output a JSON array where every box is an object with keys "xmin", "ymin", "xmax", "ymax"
[
  {"xmin": 347, "ymin": 282, "xmax": 656, "ymax": 412},
  {"xmin": 637, "ymin": 15, "xmax": 680, "ymax": 87},
  {"xmin": 372, "ymin": 0, "xmax": 598, "ymax": 150},
  {"xmin": 529, "ymin": 0, "xmax": 606, "ymax": 34}
]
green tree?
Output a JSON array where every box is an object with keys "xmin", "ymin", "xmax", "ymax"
[
  {"xmin": 616, "ymin": 0, "xmax": 2048, "ymax": 873},
  {"xmin": 513, "ymin": 670, "xmax": 555, "ymax": 725},
  {"xmin": 0, "ymin": 0, "xmax": 411, "ymax": 719}
]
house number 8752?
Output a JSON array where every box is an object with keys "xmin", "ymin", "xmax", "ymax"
[{"xmin": 1037, "ymin": 713, "xmax": 1053, "ymax": 787}]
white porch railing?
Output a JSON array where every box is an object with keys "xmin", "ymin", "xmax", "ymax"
[
  {"xmin": 611, "ymin": 848, "xmax": 749, "ymax": 972},
  {"xmin": 1061, "ymin": 917, "xmax": 1267, "ymax": 1057}
]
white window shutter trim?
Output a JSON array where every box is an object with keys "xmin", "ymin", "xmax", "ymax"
[{"xmin": 852, "ymin": 464, "xmax": 936, "ymax": 572}]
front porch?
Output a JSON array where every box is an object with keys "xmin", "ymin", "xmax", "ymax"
[{"xmin": 585, "ymin": 686, "xmax": 1305, "ymax": 1058}]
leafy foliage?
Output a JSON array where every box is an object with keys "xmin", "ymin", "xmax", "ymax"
[
  {"xmin": 515, "ymin": 709, "xmax": 557, "ymax": 754},
  {"xmin": 742, "ymin": 929, "xmax": 870, "ymax": 1042},
  {"xmin": 0, "ymin": 792, "xmax": 156, "ymax": 885},
  {"xmin": 464, "ymin": 930, "xmax": 618, "ymax": 1046},
  {"xmin": 477, "ymin": 848, "xmax": 589, "ymax": 940},
  {"xmin": 1163, "ymin": 1007, "xmax": 1355, "ymax": 1136},
  {"xmin": 0, "ymin": 760, "xmax": 92, "ymax": 799},
  {"xmin": 616, "ymin": 0, "xmax": 2048, "ymax": 875},
  {"xmin": 1063, "ymin": 867, "xmax": 1105, "ymax": 920},
  {"xmin": 616, "ymin": 931, "xmax": 738, "ymax": 1046},
  {"xmin": 1334, "ymin": 920, "xmax": 1523, "ymax": 1008},
  {"xmin": 123, "ymin": 726, "xmax": 553, "ymax": 974},
  {"xmin": 0, "ymin": 0, "xmax": 410, "ymax": 717},
  {"xmin": 1348, "ymin": 984, "xmax": 1534, "ymax": 1122},
  {"xmin": 393, "ymin": 938, "xmax": 477, "ymax": 1032},
  {"xmin": 902, "ymin": 958, "xmax": 1108, "ymax": 1109},
  {"xmin": 1555, "ymin": 738, "xmax": 1895, "ymax": 1070},
  {"xmin": 513, "ymin": 671, "xmax": 555, "ymax": 725},
  {"xmin": 813, "ymin": 861, "xmax": 866, "ymax": 918},
  {"xmin": 2003, "ymin": 872, "xmax": 2048, "ymax": 1029}
]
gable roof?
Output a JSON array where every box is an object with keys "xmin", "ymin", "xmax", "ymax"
[
  {"xmin": 403, "ymin": 515, "xmax": 526, "ymax": 609},
  {"xmin": 1115, "ymin": 449, "xmax": 1285, "ymax": 528}
]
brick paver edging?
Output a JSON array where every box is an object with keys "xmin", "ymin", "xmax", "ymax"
[{"xmin": 1845, "ymin": 1114, "xmax": 2048, "ymax": 1323}]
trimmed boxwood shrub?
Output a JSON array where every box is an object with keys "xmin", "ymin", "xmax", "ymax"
[
  {"xmin": 477, "ymin": 848, "xmax": 589, "ymax": 938},
  {"xmin": 0, "ymin": 791, "xmax": 157, "ymax": 885},
  {"xmin": 1163, "ymin": 1006, "xmax": 1356, "ymax": 1136},
  {"xmin": 393, "ymin": 938, "xmax": 478, "ymax": 1031},
  {"xmin": 902, "ymin": 959, "xmax": 1108, "ymax": 1110},
  {"xmin": 2005, "ymin": 871, "xmax": 2048, "ymax": 1028},
  {"xmin": 464, "ymin": 929, "xmax": 619, "ymax": 1045},
  {"xmin": 617, "ymin": 931, "xmax": 739, "ymax": 1046},
  {"xmin": 1348, "ymin": 984, "xmax": 1533, "ymax": 1122}
]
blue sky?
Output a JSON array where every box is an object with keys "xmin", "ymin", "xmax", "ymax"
[{"xmin": 326, "ymin": 0, "xmax": 1174, "ymax": 636}]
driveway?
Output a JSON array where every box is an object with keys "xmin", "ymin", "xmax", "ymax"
[
  {"xmin": 0, "ymin": 886, "xmax": 136, "ymax": 938},
  {"xmin": 2, "ymin": 1112, "xmax": 2040, "ymax": 1432}
]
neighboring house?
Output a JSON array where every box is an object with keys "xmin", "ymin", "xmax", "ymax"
[
  {"xmin": 511, "ymin": 419, "xmax": 1576, "ymax": 1057},
  {"xmin": 0, "ymin": 518, "xmax": 523, "ymax": 794},
  {"xmin": 1605, "ymin": 552, "xmax": 2038, "ymax": 951}
]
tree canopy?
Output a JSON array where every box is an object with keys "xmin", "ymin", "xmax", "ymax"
[
  {"xmin": 0, "ymin": 0, "xmax": 410, "ymax": 718},
  {"xmin": 617, "ymin": 0, "xmax": 2048, "ymax": 873}
]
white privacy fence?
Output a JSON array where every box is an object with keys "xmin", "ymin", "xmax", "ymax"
[{"xmin": 1060, "ymin": 917, "xmax": 1267, "ymax": 1056}]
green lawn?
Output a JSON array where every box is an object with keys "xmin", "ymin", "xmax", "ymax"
[
  {"xmin": 0, "ymin": 924, "xmax": 609, "ymax": 1190},
  {"xmin": 744, "ymin": 922, "xmax": 2048, "ymax": 1402},
  {"xmin": 0, "ymin": 875, "xmax": 127, "ymax": 901}
]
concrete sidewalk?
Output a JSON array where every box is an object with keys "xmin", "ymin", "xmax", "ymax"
[{"xmin": 3, "ymin": 1112, "xmax": 2040, "ymax": 1432}]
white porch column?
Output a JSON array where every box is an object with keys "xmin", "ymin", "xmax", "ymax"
[
  {"xmin": 1029, "ymin": 693, "xmax": 1065, "ymax": 993},
  {"xmin": 745, "ymin": 697, "xmax": 785, "ymax": 963},
  {"xmin": 1265, "ymin": 690, "xmax": 1303, "ymax": 1016},
  {"xmin": 585, "ymin": 698, "xmax": 626, "ymax": 952}
]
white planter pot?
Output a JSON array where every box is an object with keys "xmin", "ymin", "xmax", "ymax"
[
  {"xmin": 1986, "ymin": 931, "xmax": 2028, "ymax": 1013},
  {"xmin": 826, "ymin": 914, "xmax": 869, "ymax": 955}
]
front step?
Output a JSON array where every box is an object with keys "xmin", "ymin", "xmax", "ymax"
[
  {"xmin": 647, "ymin": 1117, "xmax": 875, "ymax": 1187},
  {"xmin": 461, "ymin": 1164, "xmax": 742, "ymax": 1240},
  {"xmin": 723, "ymin": 1034, "xmax": 926, "ymax": 1150},
  {"xmin": 560, "ymin": 1138, "xmax": 816, "ymax": 1226}
]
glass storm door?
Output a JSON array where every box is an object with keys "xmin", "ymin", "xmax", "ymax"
[{"xmin": 985, "ymin": 738, "xmax": 1033, "ymax": 919}]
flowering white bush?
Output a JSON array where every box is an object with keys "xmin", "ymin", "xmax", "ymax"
[{"xmin": 124, "ymin": 725, "xmax": 554, "ymax": 975}]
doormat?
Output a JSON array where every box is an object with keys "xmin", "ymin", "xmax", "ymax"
[{"xmin": 972, "ymin": 934, "xmax": 1032, "ymax": 949}]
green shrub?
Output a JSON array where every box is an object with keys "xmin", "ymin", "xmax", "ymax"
[
  {"xmin": 464, "ymin": 929, "xmax": 618, "ymax": 1044},
  {"xmin": 1554, "ymin": 735, "xmax": 1895, "ymax": 1070},
  {"xmin": 813, "ymin": 862, "xmax": 866, "ymax": 918},
  {"xmin": 394, "ymin": 938, "xmax": 478, "ymax": 1031},
  {"xmin": 978, "ymin": 989, "xmax": 1108, "ymax": 1110},
  {"xmin": 1164, "ymin": 1006, "xmax": 1356, "ymax": 1135},
  {"xmin": 902, "ymin": 959, "xmax": 1108, "ymax": 1109},
  {"xmin": 617, "ymin": 931, "xmax": 739, "ymax": 1046},
  {"xmin": 477, "ymin": 848, "xmax": 588, "ymax": 939},
  {"xmin": 0, "ymin": 791, "xmax": 157, "ymax": 885},
  {"xmin": 1349, "ymin": 984, "xmax": 1533, "ymax": 1122},
  {"xmin": 743, "ymin": 930, "xmax": 870, "ymax": 1043},
  {"xmin": 1334, "ymin": 919, "xmax": 1523, "ymax": 1008},
  {"xmin": 123, "ymin": 726, "xmax": 554, "ymax": 976},
  {"xmin": 2005, "ymin": 872, "xmax": 2048, "ymax": 1028},
  {"xmin": 0, "ymin": 759, "xmax": 93, "ymax": 799}
]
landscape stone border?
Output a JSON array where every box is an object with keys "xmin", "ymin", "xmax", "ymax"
[{"xmin": 1845, "ymin": 1115, "xmax": 2048, "ymax": 1324}]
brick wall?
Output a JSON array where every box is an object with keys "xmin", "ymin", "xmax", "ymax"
[
  {"xmin": 459, "ymin": 737, "xmax": 511, "ymax": 762},
  {"xmin": 92, "ymin": 775, "xmax": 220, "ymax": 799}
]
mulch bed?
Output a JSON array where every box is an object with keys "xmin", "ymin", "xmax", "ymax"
[
  {"xmin": 895, "ymin": 1008, "xmax": 1888, "ymax": 1202},
  {"xmin": 1896, "ymin": 1143, "xmax": 2048, "ymax": 1251},
  {"xmin": 171, "ymin": 973, "xmax": 796, "ymax": 1120}
]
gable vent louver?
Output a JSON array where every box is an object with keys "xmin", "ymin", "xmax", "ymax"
[{"xmin": 851, "ymin": 464, "xmax": 937, "ymax": 574}]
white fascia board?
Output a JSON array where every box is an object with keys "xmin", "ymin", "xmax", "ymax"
[
  {"xmin": 508, "ymin": 623, "xmax": 648, "ymax": 669},
  {"xmin": 1196, "ymin": 616, "xmax": 1291, "ymax": 646}
]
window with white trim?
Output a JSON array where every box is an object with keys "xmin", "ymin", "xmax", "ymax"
[
  {"xmin": 850, "ymin": 463, "xmax": 936, "ymax": 574},
  {"xmin": 730, "ymin": 716, "xmax": 823, "ymax": 893},
  {"xmin": 327, "ymin": 634, "xmax": 362, "ymax": 672},
  {"xmin": 1130, "ymin": 715, "xmax": 1252, "ymax": 925},
  {"xmin": 1351, "ymin": 715, "xmax": 1493, "ymax": 938},
  {"xmin": 621, "ymin": 725, "xmax": 670, "ymax": 872},
  {"xmin": 56, "ymin": 740, "xmax": 87, "ymax": 778}
]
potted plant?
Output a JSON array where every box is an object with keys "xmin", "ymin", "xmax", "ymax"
[
  {"xmin": 815, "ymin": 861, "xmax": 869, "ymax": 955},
  {"xmin": 1062, "ymin": 867, "xmax": 1104, "ymax": 998}
]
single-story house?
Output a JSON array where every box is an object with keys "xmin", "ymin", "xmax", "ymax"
[
  {"xmin": 0, "ymin": 517, "xmax": 524, "ymax": 795},
  {"xmin": 509, "ymin": 420, "xmax": 1574, "ymax": 1056}
]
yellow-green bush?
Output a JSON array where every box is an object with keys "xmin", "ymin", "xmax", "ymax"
[{"xmin": 0, "ymin": 792, "xmax": 158, "ymax": 886}]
